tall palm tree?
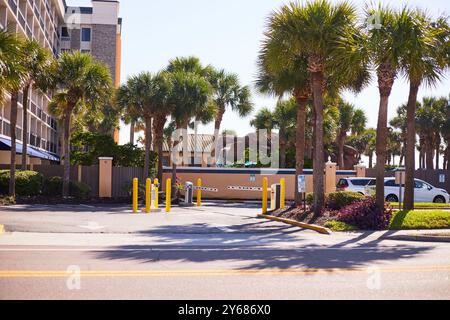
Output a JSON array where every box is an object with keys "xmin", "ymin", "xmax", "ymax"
[
  {"xmin": 400, "ymin": 10, "xmax": 447, "ymax": 210},
  {"xmin": 268, "ymin": 0, "xmax": 364, "ymax": 215},
  {"xmin": 209, "ymin": 69, "xmax": 253, "ymax": 163},
  {"xmin": 0, "ymin": 30, "xmax": 25, "ymax": 197},
  {"xmin": 50, "ymin": 52, "xmax": 112, "ymax": 196},
  {"xmin": 117, "ymin": 72, "xmax": 172, "ymax": 179},
  {"xmin": 256, "ymin": 26, "xmax": 312, "ymax": 205},
  {"xmin": 365, "ymin": 5, "xmax": 405, "ymax": 208},
  {"xmin": 166, "ymin": 69, "xmax": 215, "ymax": 195},
  {"xmin": 18, "ymin": 39, "xmax": 52, "ymax": 170}
]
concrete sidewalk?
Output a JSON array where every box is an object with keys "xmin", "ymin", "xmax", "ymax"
[{"xmin": 381, "ymin": 229, "xmax": 450, "ymax": 243}]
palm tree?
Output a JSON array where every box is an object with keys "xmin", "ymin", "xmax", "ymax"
[
  {"xmin": 335, "ymin": 101, "xmax": 367, "ymax": 169},
  {"xmin": 256, "ymin": 26, "xmax": 312, "ymax": 204},
  {"xmin": 18, "ymin": 39, "xmax": 52, "ymax": 170},
  {"xmin": 0, "ymin": 30, "xmax": 25, "ymax": 197},
  {"xmin": 390, "ymin": 105, "xmax": 408, "ymax": 166},
  {"xmin": 398, "ymin": 9, "xmax": 446, "ymax": 211},
  {"xmin": 262, "ymin": 1, "xmax": 368, "ymax": 213},
  {"xmin": 50, "ymin": 52, "xmax": 112, "ymax": 196},
  {"xmin": 365, "ymin": 5, "xmax": 405, "ymax": 208},
  {"xmin": 117, "ymin": 72, "xmax": 172, "ymax": 179},
  {"xmin": 273, "ymin": 99, "xmax": 297, "ymax": 168},
  {"xmin": 209, "ymin": 69, "xmax": 253, "ymax": 163},
  {"xmin": 165, "ymin": 69, "xmax": 215, "ymax": 195}
]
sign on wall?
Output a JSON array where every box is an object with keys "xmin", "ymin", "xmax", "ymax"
[{"xmin": 439, "ymin": 174, "xmax": 446, "ymax": 183}]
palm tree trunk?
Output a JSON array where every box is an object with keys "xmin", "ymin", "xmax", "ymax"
[
  {"xmin": 375, "ymin": 93, "xmax": 390, "ymax": 208},
  {"xmin": 129, "ymin": 121, "xmax": 135, "ymax": 145},
  {"xmin": 426, "ymin": 140, "xmax": 434, "ymax": 169},
  {"xmin": 62, "ymin": 109, "xmax": 72, "ymax": 197},
  {"xmin": 153, "ymin": 115, "xmax": 166, "ymax": 182},
  {"xmin": 9, "ymin": 92, "xmax": 19, "ymax": 197},
  {"xmin": 311, "ymin": 72, "xmax": 325, "ymax": 216},
  {"xmin": 21, "ymin": 85, "xmax": 30, "ymax": 170},
  {"xmin": 279, "ymin": 126, "xmax": 287, "ymax": 169},
  {"xmin": 368, "ymin": 153, "xmax": 373, "ymax": 169},
  {"xmin": 435, "ymin": 141, "xmax": 440, "ymax": 170},
  {"xmin": 143, "ymin": 116, "xmax": 152, "ymax": 179},
  {"xmin": 171, "ymin": 123, "xmax": 185, "ymax": 200},
  {"xmin": 211, "ymin": 108, "xmax": 224, "ymax": 166},
  {"xmin": 336, "ymin": 132, "xmax": 345, "ymax": 169},
  {"xmin": 294, "ymin": 95, "xmax": 307, "ymax": 206},
  {"xmin": 404, "ymin": 82, "xmax": 419, "ymax": 211}
]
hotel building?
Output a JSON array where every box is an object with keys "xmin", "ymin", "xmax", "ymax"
[{"xmin": 0, "ymin": 0, "xmax": 122, "ymax": 165}]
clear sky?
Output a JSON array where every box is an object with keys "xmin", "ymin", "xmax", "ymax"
[{"xmin": 68, "ymin": 0, "xmax": 450, "ymax": 151}]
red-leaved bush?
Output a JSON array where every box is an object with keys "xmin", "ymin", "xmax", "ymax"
[{"xmin": 335, "ymin": 197, "xmax": 393, "ymax": 230}]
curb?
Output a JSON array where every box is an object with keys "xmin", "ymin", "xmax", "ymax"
[
  {"xmin": 0, "ymin": 224, "xmax": 4, "ymax": 235},
  {"xmin": 383, "ymin": 235, "xmax": 450, "ymax": 243},
  {"xmin": 257, "ymin": 214, "xmax": 332, "ymax": 235}
]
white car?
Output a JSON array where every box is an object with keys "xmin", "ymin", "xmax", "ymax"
[
  {"xmin": 336, "ymin": 178, "xmax": 376, "ymax": 195},
  {"xmin": 366, "ymin": 178, "xmax": 450, "ymax": 203}
]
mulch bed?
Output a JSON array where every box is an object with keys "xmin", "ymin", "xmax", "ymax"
[{"xmin": 268, "ymin": 205, "xmax": 337, "ymax": 227}]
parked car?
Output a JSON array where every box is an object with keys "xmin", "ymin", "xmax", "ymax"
[
  {"xmin": 365, "ymin": 178, "xmax": 450, "ymax": 203},
  {"xmin": 336, "ymin": 177, "xmax": 376, "ymax": 194}
]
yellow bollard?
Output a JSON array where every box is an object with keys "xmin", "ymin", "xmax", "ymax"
[
  {"xmin": 262, "ymin": 177, "xmax": 268, "ymax": 214},
  {"xmin": 280, "ymin": 178, "xmax": 286, "ymax": 209},
  {"xmin": 145, "ymin": 178, "xmax": 151, "ymax": 214},
  {"xmin": 166, "ymin": 178, "xmax": 171, "ymax": 213},
  {"xmin": 132, "ymin": 178, "xmax": 138, "ymax": 213},
  {"xmin": 153, "ymin": 178, "xmax": 159, "ymax": 209},
  {"xmin": 197, "ymin": 178, "xmax": 202, "ymax": 207}
]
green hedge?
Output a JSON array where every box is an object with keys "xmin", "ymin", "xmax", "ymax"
[
  {"xmin": 0, "ymin": 170, "xmax": 44, "ymax": 196},
  {"xmin": 43, "ymin": 176, "xmax": 91, "ymax": 199},
  {"xmin": 306, "ymin": 191, "xmax": 366, "ymax": 210}
]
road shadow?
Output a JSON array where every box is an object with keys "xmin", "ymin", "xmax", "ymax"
[{"xmin": 95, "ymin": 223, "xmax": 434, "ymax": 273}]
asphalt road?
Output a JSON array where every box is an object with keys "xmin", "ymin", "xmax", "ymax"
[{"xmin": 1, "ymin": 203, "xmax": 450, "ymax": 299}]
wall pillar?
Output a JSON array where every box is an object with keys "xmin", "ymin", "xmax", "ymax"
[
  {"xmin": 325, "ymin": 160, "xmax": 337, "ymax": 193},
  {"xmin": 354, "ymin": 164, "xmax": 366, "ymax": 177},
  {"xmin": 98, "ymin": 157, "xmax": 113, "ymax": 198}
]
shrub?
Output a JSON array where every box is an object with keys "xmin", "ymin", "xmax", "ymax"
[
  {"xmin": 0, "ymin": 170, "xmax": 44, "ymax": 196},
  {"xmin": 43, "ymin": 176, "xmax": 63, "ymax": 196},
  {"xmin": 324, "ymin": 220, "xmax": 357, "ymax": 232},
  {"xmin": 326, "ymin": 191, "xmax": 365, "ymax": 210},
  {"xmin": 43, "ymin": 176, "xmax": 91, "ymax": 199},
  {"xmin": 305, "ymin": 191, "xmax": 365, "ymax": 210},
  {"xmin": 335, "ymin": 197, "xmax": 393, "ymax": 230},
  {"xmin": 70, "ymin": 181, "xmax": 91, "ymax": 199}
]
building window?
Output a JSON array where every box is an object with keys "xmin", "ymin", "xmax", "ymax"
[
  {"xmin": 81, "ymin": 28, "xmax": 91, "ymax": 42},
  {"xmin": 81, "ymin": 49, "xmax": 91, "ymax": 54},
  {"xmin": 61, "ymin": 26, "xmax": 69, "ymax": 38}
]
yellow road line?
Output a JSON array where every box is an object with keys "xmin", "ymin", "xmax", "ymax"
[
  {"xmin": 1, "ymin": 265, "xmax": 450, "ymax": 278},
  {"xmin": 0, "ymin": 225, "xmax": 4, "ymax": 235}
]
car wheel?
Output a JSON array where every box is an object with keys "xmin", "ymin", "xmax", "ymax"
[
  {"xmin": 386, "ymin": 194, "xmax": 399, "ymax": 203},
  {"xmin": 433, "ymin": 196, "xmax": 446, "ymax": 204}
]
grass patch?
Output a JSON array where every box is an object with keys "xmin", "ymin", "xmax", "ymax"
[
  {"xmin": 390, "ymin": 210, "xmax": 450, "ymax": 230},
  {"xmin": 389, "ymin": 202, "xmax": 450, "ymax": 208},
  {"xmin": 324, "ymin": 220, "xmax": 357, "ymax": 232}
]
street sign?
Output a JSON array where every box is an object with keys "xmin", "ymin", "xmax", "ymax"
[
  {"xmin": 298, "ymin": 175, "xmax": 306, "ymax": 193},
  {"xmin": 228, "ymin": 186, "xmax": 263, "ymax": 192},
  {"xmin": 439, "ymin": 174, "xmax": 446, "ymax": 183},
  {"xmin": 249, "ymin": 174, "xmax": 256, "ymax": 182}
]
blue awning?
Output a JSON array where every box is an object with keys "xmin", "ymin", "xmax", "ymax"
[{"xmin": 0, "ymin": 137, "xmax": 59, "ymax": 161}]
